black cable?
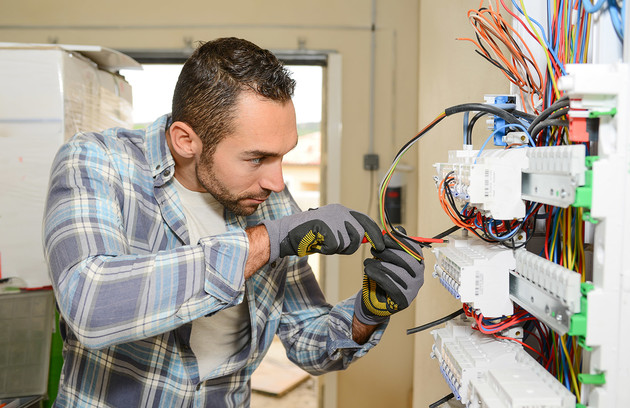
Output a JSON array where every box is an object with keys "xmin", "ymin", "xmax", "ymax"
[
  {"xmin": 433, "ymin": 226, "xmax": 461, "ymax": 240},
  {"xmin": 407, "ymin": 309, "xmax": 465, "ymax": 335},
  {"xmin": 428, "ymin": 393, "xmax": 455, "ymax": 408},
  {"xmin": 547, "ymin": 107, "xmax": 569, "ymax": 120},
  {"xmin": 445, "ymin": 103, "xmax": 522, "ymax": 127},
  {"xmin": 465, "ymin": 111, "xmax": 489, "ymax": 145},
  {"xmin": 526, "ymin": 96, "xmax": 570, "ymax": 136},
  {"xmin": 512, "ymin": 109, "xmax": 537, "ymax": 122},
  {"xmin": 530, "ymin": 119, "xmax": 568, "ymax": 141}
]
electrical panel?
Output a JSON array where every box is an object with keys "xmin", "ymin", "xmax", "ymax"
[{"xmin": 384, "ymin": 1, "xmax": 630, "ymax": 407}]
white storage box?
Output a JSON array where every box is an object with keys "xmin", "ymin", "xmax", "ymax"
[{"xmin": 0, "ymin": 43, "xmax": 139, "ymax": 288}]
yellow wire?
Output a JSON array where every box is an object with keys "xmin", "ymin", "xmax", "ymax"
[
  {"xmin": 561, "ymin": 335, "xmax": 581, "ymax": 395},
  {"xmin": 550, "ymin": 208, "xmax": 562, "ymax": 260},
  {"xmin": 566, "ymin": 207, "xmax": 575, "ymax": 271},
  {"xmin": 584, "ymin": 14, "xmax": 592, "ymax": 63},
  {"xmin": 519, "ymin": 0, "xmax": 562, "ymax": 99}
]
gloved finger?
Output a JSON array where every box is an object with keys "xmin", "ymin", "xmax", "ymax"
[
  {"xmin": 369, "ymin": 247, "xmax": 422, "ymax": 279},
  {"xmin": 350, "ymin": 211, "xmax": 386, "ymax": 252},
  {"xmin": 363, "ymin": 258, "xmax": 409, "ymax": 309},
  {"xmin": 337, "ymin": 220, "xmax": 361, "ymax": 255}
]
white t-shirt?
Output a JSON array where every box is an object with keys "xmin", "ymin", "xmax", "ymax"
[{"xmin": 172, "ymin": 177, "xmax": 250, "ymax": 379}]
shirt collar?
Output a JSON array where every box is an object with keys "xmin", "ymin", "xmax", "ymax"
[{"xmin": 145, "ymin": 114, "xmax": 176, "ymax": 186}]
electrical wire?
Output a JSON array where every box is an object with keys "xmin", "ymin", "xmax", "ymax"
[
  {"xmin": 406, "ymin": 308, "xmax": 465, "ymax": 335},
  {"xmin": 428, "ymin": 393, "xmax": 454, "ymax": 408},
  {"xmin": 458, "ymin": 2, "xmax": 545, "ymax": 101}
]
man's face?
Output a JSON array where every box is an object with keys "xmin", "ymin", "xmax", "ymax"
[{"xmin": 196, "ymin": 92, "xmax": 298, "ymax": 216}]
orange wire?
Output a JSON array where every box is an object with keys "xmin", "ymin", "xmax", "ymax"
[{"xmin": 458, "ymin": 4, "xmax": 544, "ymax": 98}]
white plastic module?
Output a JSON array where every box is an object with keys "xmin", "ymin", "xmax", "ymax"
[
  {"xmin": 434, "ymin": 148, "xmax": 528, "ymax": 220},
  {"xmin": 431, "ymin": 318, "xmax": 523, "ymax": 404},
  {"xmin": 468, "ymin": 350, "xmax": 576, "ymax": 408},
  {"xmin": 509, "ymin": 250, "xmax": 582, "ymax": 334},
  {"xmin": 432, "ymin": 237, "xmax": 514, "ymax": 317},
  {"xmin": 521, "ymin": 145, "xmax": 586, "ymax": 207},
  {"xmin": 431, "ymin": 319, "xmax": 575, "ymax": 407}
]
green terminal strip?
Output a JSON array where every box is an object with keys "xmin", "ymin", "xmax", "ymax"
[
  {"xmin": 588, "ymin": 107, "xmax": 617, "ymax": 118},
  {"xmin": 569, "ymin": 282, "xmax": 593, "ymax": 351},
  {"xmin": 572, "ymin": 156, "xmax": 598, "ymax": 224},
  {"xmin": 578, "ymin": 372, "xmax": 606, "ymax": 385}
]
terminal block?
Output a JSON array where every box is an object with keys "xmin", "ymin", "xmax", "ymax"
[
  {"xmin": 509, "ymin": 250, "xmax": 582, "ymax": 335},
  {"xmin": 431, "ymin": 319, "xmax": 576, "ymax": 407},
  {"xmin": 432, "ymin": 237, "xmax": 514, "ymax": 317},
  {"xmin": 521, "ymin": 145, "xmax": 586, "ymax": 208},
  {"xmin": 468, "ymin": 349, "xmax": 576, "ymax": 408},
  {"xmin": 434, "ymin": 148, "xmax": 528, "ymax": 220}
]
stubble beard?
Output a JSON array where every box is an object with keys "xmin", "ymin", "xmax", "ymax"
[{"xmin": 196, "ymin": 152, "xmax": 270, "ymax": 217}]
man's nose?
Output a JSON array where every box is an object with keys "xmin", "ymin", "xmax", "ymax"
[{"xmin": 260, "ymin": 159, "xmax": 285, "ymax": 193}]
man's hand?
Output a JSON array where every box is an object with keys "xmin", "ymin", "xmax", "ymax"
[
  {"xmin": 261, "ymin": 204, "xmax": 385, "ymax": 263},
  {"xmin": 354, "ymin": 228, "xmax": 425, "ymax": 326}
]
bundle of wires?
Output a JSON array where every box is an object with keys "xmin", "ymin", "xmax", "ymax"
[
  {"xmin": 377, "ymin": 102, "xmax": 532, "ymax": 259},
  {"xmin": 458, "ymin": 0, "xmax": 545, "ymax": 110}
]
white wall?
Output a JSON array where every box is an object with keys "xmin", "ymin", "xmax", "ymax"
[{"xmin": 414, "ymin": 2, "xmax": 509, "ymax": 407}]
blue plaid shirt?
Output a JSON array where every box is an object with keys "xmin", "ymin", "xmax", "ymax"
[{"xmin": 43, "ymin": 115, "xmax": 386, "ymax": 408}]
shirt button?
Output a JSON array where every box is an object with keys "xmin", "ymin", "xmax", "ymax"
[
  {"xmin": 270, "ymin": 261, "xmax": 277, "ymax": 268},
  {"xmin": 163, "ymin": 169, "xmax": 171, "ymax": 177},
  {"xmin": 155, "ymin": 164, "xmax": 161, "ymax": 170}
]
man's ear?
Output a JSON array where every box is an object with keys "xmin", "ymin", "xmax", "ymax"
[{"xmin": 168, "ymin": 121, "xmax": 203, "ymax": 158}]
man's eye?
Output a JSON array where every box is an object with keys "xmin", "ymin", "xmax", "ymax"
[{"xmin": 250, "ymin": 158, "xmax": 262, "ymax": 164}]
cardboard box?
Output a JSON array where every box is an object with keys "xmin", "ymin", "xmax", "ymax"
[{"xmin": 0, "ymin": 44, "xmax": 138, "ymax": 287}]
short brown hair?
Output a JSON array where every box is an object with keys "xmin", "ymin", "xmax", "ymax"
[{"xmin": 172, "ymin": 37, "xmax": 296, "ymax": 155}]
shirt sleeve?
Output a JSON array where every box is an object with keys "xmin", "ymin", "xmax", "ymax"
[
  {"xmin": 276, "ymin": 255, "xmax": 388, "ymax": 375},
  {"xmin": 43, "ymin": 134, "xmax": 247, "ymax": 349}
]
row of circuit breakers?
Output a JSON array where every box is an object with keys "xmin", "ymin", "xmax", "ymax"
[{"xmin": 424, "ymin": 63, "xmax": 626, "ymax": 407}]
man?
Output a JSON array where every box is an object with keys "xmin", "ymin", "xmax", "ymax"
[{"xmin": 43, "ymin": 37, "xmax": 424, "ymax": 407}]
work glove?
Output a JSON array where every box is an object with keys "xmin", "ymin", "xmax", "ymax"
[
  {"xmin": 354, "ymin": 228, "xmax": 425, "ymax": 325},
  {"xmin": 261, "ymin": 204, "xmax": 385, "ymax": 263}
]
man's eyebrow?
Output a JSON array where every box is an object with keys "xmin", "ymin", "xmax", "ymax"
[
  {"xmin": 242, "ymin": 141, "xmax": 298, "ymax": 158},
  {"xmin": 242, "ymin": 150, "xmax": 282, "ymax": 158}
]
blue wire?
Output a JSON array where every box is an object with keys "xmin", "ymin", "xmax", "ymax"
[
  {"xmin": 511, "ymin": 0, "xmax": 567, "ymax": 76},
  {"xmin": 579, "ymin": 5, "xmax": 589, "ymax": 62},
  {"xmin": 582, "ymin": 0, "xmax": 607, "ymax": 12},
  {"xmin": 608, "ymin": 0, "xmax": 625, "ymax": 40}
]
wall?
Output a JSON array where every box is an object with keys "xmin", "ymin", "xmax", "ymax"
[
  {"xmin": 413, "ymin": 2, "xmax": 509, "ymax": 407},
  {"xmin": 0, "ymin": 1, "xmax": 420, "ymax": 407}
]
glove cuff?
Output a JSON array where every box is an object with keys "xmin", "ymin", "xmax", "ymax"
[
  {"xmin": 353, "ymin": 290, "xmax": 389, "ymax": 326},
  {"xmin": 260, "ymin": 219, "xmax": 280, "ymax": 264}
]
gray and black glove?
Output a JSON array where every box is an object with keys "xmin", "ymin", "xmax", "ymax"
[
  {"xmin": 262, "ymin": 204, "xmax": 385, "ymax": 263},
  {"xmin": 354, "ymin": 228, "xmax": 425, "ymax": 325}
]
